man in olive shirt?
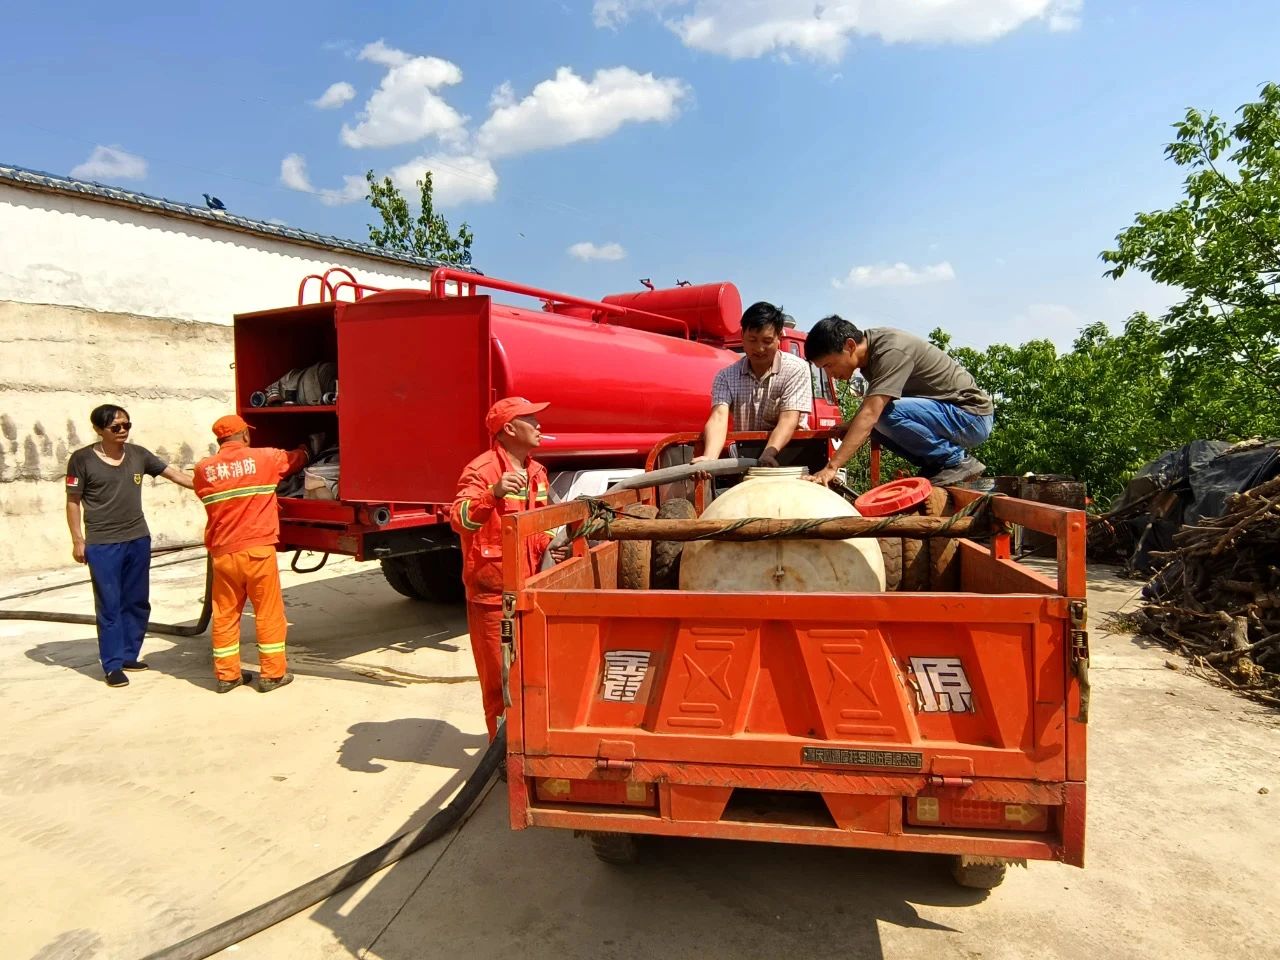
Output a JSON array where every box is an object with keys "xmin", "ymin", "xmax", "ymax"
[{"xmin": 803, "ymin": 315, "xmax": 993, "ymax": 487}]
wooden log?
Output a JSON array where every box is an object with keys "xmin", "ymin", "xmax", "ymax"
[{"xmin": 591, "ymin": 514, "xmax": 983, "ymax": 542}]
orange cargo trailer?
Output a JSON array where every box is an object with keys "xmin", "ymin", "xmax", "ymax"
[{"xmin": 499, "ymin": 437, "xmax": 1088, "ymax": 889}]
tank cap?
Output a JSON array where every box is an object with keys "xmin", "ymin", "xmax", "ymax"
[{"xmin": 854, "ymin": 477, "xmax": 932, "ymax": 516}]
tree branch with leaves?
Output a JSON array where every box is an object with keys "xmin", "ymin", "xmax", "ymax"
[{"xmin": 365, "ymin": 170, "xmax": 474, "ymax": 265}]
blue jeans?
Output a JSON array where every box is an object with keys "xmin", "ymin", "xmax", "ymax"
[
  {"xmin": 84, "ymin": 536, "xmax": 151, "ymax": 674},
  {"xmin": 872, "ymin": 398, "xmax": 993, "ymax": 473}
]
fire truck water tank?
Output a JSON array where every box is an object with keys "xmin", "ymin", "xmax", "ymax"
[{"xmin": 678, "ymin": 471, "xmax": 886, "ymax": 593}]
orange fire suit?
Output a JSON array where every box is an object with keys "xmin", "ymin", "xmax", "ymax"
[
  {"xmin": 194, "ymin": 440, "xmax": 307, "ymax": 682},
  {"xmin": 449, "ymin": 446, "xmax": 552, "ymax": 738}
]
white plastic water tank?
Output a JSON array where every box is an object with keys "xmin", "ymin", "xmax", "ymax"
[{"xmin": 679, "ymin": 468, "xmax": 886, "ymax": 592}]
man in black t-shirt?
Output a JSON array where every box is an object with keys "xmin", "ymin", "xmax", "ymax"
[{"xmin": 65, "ymin": 404, "xmax": 193, "ymax": 687}]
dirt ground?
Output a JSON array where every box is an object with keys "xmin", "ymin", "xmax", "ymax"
[{"xmin": 2, "ymin": 556, "xmax": 1276, "ymax": 960}]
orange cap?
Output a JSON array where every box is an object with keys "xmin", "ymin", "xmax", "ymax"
[
  {"xmin": 212, "ymin": 414, "xmax": 252, "ymax": 440},
  {"xmin": 485, "ymin": 397, "xmax": 549, "ymax": 435}
]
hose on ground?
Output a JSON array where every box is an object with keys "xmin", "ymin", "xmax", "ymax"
[
  {"xmin": 141, "ymin": 728, "xmax": 507, "ymax": 960},
  {"xmin": 0, "ymin": 555, "xmax": 214, "ymax": 637}
]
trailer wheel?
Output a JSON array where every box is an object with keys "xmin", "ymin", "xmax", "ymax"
[
  {"xmin": 618, "ymin": 504, "xmax": 658, "ymax": 590},
  {"xmin": 405, "ymin": 549, "xmax": 466, "ymax": 604},
  {"xmin": 589, "ymin": 831, "xmax": 641, "ymax": 865},
  {"xmin": 950, "ymin": 855, "xmax": 1008, "ymax": 889},
  {"xmin": 651, "ymin": 498, "xmax": 696, "ymax": 589},
  {"xmin": 379, "ymin": 558, "xmax": 420, "ymax": 599}
]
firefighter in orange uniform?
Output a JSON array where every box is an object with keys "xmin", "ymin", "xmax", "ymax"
[
  {"xmin": 450, "ymin": 398, "xmax": 554, "ymax": 739},
  {"xmin": 194, "ymin": 415, "xmax": 309, "ymax": 693}
]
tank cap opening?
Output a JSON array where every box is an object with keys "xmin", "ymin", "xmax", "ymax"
[{"xmin": 745, "ymin": 466, "xmax": 810, "ymax": 479}]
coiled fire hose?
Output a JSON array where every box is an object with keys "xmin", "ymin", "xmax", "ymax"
[{"xmin": 141, "ymin": 728, "xmax": 506, "ymax": 960}]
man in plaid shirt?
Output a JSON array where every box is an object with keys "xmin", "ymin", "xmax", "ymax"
[{"xmin": 692, "ymin": 301, "xmax": 813, "ymax": 468}]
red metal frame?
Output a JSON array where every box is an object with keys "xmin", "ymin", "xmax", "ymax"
[{"xmin": 502, "ymin": 481, "xmax": 1088, "ymax": 868}]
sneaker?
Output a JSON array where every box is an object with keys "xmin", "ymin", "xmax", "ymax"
[
  {"xmin": 122, "ymin": 660, "xmax": 150, "ymax": 672},
  {"xmin": 216, "ymin": 671, "xmax": 254, "ymax": 694},
  {"xmin": 257, "ymin": 673, "xmax": 294, "ymax": 693},
  {"xmin": 928, "ymin": 457, "xmax": 986, "ymax": 487},
  {"xmin": 105, "ymin": 670, "xmax": 130, "ymax": 687}
]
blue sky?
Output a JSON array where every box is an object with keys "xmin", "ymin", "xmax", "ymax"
[{"xmin": 4, "ymin": 1, "xmax": 1276, "ymax": 349}]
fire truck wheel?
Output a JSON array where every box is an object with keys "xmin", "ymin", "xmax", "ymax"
[
  {"xmin": 619, "ymin": 504, "xmax": 659, "ymax": 590},
  {"xmin": 950, "ymin": 856, "xmax": 1008, "ymax": 889},
  {"xmin": 651, "ymin": 498, "xmax": 696, "ymax": 589},
  {"xmin": 379, "ymin": 558, "xmax": 419, "ymax": 599},
  {"xmin": 405, "ymin": 549, "xmax": 466, "ymax": 604},
  {"xmin": 588, "ymin": 831, "xmax": 641, "ymax": 865}
]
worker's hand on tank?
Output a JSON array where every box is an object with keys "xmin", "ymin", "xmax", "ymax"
[
  {"xmin": 491, "ymin": 472, "xmax": 526, "ymax": 498},
  {"xmin": 807, "ymin": 465, "xmax": 839, "ymax": 486},
  {"xmin": 759, "ymin": 449, "xmax": 780, "ymax": 468},
  {"xmin": 72, "ymin": 540, "xmax": 86, "ymax": 564}
]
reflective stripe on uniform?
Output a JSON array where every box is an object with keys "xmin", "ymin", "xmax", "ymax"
[
  {"xmin": 212, "ymin": 642, "xmax": 240, "ymax": 658},
  {"xmin": 459, "ymin": 499, "xmax": 483, "ymax": 530},
  {"xmin": 199, "ymin": 484, "xmax": 278, "ymax": 506},
  {"xmin": 258, "ymin": 642, "xmax": 286, "ymax": 654}
]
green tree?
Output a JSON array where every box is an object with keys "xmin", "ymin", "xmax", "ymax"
[
  {"xmin": 1101, "ymin": 83, "xmax": 1280, "ymax": 403},
  {"xmin": 365, "ymin": 170, "xmax": 474, "ymax": 265}
]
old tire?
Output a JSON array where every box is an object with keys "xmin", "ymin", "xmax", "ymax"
[
  {"xmin": 405, "ymin": 549, "xmax": 466, "ymax": 604},
  {"xmin": 877, "ymin": 538, "xmax": 903, "ymax": 591},
  {"xmin": 652, "ymin": 497, "xmax": 697, "ymax": 589},
  {"xmin": 901, "ymin": 535, "xmax": 929, "ymax": 591},
  {"xmin": 379, "ymin": 558, "xmax": 419, "ymax": 599},
  {"xmin": 925, "ymin": 488, "xmax": 960, "ymax": 591},
  {"xmin": 951, "ymin": 857, "xmax": 1007, "ymax": 889},
  {"xmin": 619, "ymin": 504, "xmax": 659, "ymax": 590},
  {"xmin": 589, "ymin": 831, "xmax": 641, "ymax": 865}
]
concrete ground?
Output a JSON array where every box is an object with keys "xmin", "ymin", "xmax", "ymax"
[{"xmin": 2, "ymin": 557, "xmax": 1276, "ymax": 960}]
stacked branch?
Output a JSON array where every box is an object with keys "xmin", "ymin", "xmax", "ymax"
[{"xmin": 1134, "ymin": 475, "xmax": 1280, "ymax": 703}]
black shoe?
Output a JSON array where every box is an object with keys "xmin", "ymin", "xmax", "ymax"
[
  {"xmin": 928, "ymin": 457, "xmax": 986, "ymax": 487},
  {"xmin": 122, "ymin": 660, "xmax": 150, "ymax": 672},
  {"xmin": 105, "ymin": 670, "xmax": 130, "ymax": 687},
  {"xmin": 217, "ymin": 671, "xmax": 254, "ymax": 694},
  {"xmin": 257, "ymin": 672, "xmax": 294, "ymax": 693}
]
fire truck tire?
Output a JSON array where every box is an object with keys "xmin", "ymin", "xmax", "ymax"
[
  {"xmin": 618, "ymin": 504, "xmax": 659, "ymax": 590},
  {"xmin": 950, "ymin": 856, "xmax": 1007, "ymax": 889},
  {"xmin": 406, "ymin": 550, "xmax": 466, "ymax": 604},
  {"xmin": 651, "ymin": 497, "xmax": 697, "ymax": 589},
  {"xmin": 589, "ymin": 831, "xmax": 641, "ymax": 864},
  {"xmin": 379, "ymin": 558, "xmax": 419, "ymax": 599}
]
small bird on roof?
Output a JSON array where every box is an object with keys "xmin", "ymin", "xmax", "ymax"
[{"xmin": 203, "ymin": 193, "xmax": 226, "ymax": 212}]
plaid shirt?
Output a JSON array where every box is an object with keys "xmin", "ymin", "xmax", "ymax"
[{"xmin": 710, "ymin": 350, "xmax": 812, "ymax": 431}]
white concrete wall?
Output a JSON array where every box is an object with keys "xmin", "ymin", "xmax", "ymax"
[
  {"xmin": 0, "ymin": 183, "xmax": 432, "ymax": 325},
  {"xmin": 0, "ymin": 183, "xmax": 437, "ymax": 577}
]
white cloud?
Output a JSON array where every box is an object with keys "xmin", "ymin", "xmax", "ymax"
[
  {"xmin": 388, "ymin": 153, "xmax": 499, "ymax": 205},
  {"xmin": 312, "ymin": 81, "xmax": 356, "ymax": 109},
  {"xmin": 832, "ymin": 261, "xmax": 956, "ymax": 289},
  {"xmin": 1015, "ymin": 303, "xmax": 1082, "ymax": 331},
  {"xmin": 489, "ymin": 81, "xmax": 516, "ymax": 110},
  {"xmin": 340, "ymin": 41, "xmax": 466, "ymax": 148},
  {"xmin": 279, "ymin": 154, "xmax": 366, "ymax": 206},
  {"xmin": 476, "ymin": 66, "xmax": 688, "ymax": 158},
  {"xmin": 596, "ymin": 0, "xmax": 1083, "ymax": 61},
  {"xmin": 70, "ymin": 145, "xmax": 147, "ymax": 181},
  {"xmin": 568, "ymin": 241, "xmax": 627, "ymax": 261}
]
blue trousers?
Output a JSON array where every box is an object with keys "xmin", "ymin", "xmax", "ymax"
[
  {"xmin": 872, "ymin": 398, "xmax": 993, "ymax": 473},
  {"xmin": 84, "ymin": 536, "xmax": 151, "ymax": 674}
]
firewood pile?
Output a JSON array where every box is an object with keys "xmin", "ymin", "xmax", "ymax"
[{"xmin": 1130, "ymin": 474, "xmax": 1280, "ymax": 704}]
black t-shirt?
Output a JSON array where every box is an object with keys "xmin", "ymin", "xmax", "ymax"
[{"xmin": 65, "ymin": 444, "xmax": 168, "ymax": 544}]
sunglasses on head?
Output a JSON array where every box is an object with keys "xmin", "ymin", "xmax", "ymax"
[{"xmin": 108, "ymin": 422, "xmax": 133, "ymax": 433}]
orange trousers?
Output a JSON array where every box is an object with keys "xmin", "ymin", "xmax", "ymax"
[
  {"xmin": 465, "ymin": 600, "xmax": 505, "ymax": 741},
  {"xmin": 211, "ymin": 545, "xmax": 288, "ymax": 681}
]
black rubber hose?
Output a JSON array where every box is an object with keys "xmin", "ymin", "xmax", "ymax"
[
  {"xmin": 604, "ymin": 457, "xmax": 758, "ymax": 492},
  {"xmin": 0, "ymin": 555, "xmax": 214, "ymax": 637},
  {"xmin": 141, "ymin": 728, "xmax": 507, "ymax": 960}
]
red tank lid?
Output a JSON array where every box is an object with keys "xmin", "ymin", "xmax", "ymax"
[{"xmin": 854, "ymin": 477, "xmax": 933, "ymax": 516}]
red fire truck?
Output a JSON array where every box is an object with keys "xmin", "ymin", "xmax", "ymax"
[{"xmin": 232, "ymin": 268, "xmax": 843, "ymax": 600}]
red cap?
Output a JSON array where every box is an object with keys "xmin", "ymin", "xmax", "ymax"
[
  {"xmin": 854, "ymin": 477, "xmax": 932, "ymax": 517},
  {"xmin": 212, "ymin": 414, "xmax": 252, "ymax": 440},
  {"xmin": 485, "ymin": 397, "xmax": 549, "ymax": 435}
]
